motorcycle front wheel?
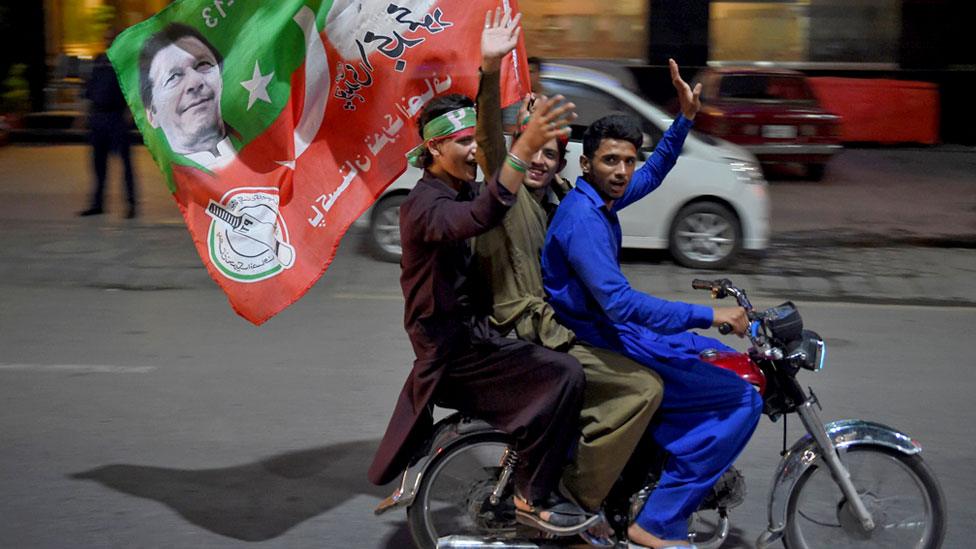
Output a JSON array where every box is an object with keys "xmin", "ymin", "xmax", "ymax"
[
  {"xmin": 784, "ymin": 445, "xmax": 946, "ymax": 549},
  {"xmin": 407, "ymin": 434, "xmax": 519, "ymax": 549}
]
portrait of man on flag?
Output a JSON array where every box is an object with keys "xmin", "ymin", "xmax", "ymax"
[
  {"xmin": 138, "ymin": 23, "xmax": 236, "ymax": 170},
  {"xmin": 108, "ymin": 0, "xmax": 530, "ymax": 324}
]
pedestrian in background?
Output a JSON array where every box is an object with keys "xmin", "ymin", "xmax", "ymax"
[{"xmin": 79, "ymin": 30, "xmax": 138, "ymax": 219}]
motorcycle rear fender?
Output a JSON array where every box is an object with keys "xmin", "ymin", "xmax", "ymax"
[
  {"xmin": 374, "ymin": 414, "xmax": 506, "ymax": 515},
  {"xmin": 756, "ymin": 419, "xmax": 922, "ymax": 549}
]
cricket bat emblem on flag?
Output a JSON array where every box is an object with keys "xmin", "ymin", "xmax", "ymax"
[{"xmin": 108, "ymin": 0, "xmax": 529, "ymax": 324}]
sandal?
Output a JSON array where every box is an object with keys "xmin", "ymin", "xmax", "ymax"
[
  {"xmin": 514, "ymin": 492, "xmax": 601, "ymax": 536},
  {"xmin": 577, "ymin": 510, "xmax": 614, "ymax": 547}
]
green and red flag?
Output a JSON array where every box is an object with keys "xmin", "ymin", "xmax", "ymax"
[{"xmin": 108, "ymin": 0, "xmax": 529, "ymax": 324}]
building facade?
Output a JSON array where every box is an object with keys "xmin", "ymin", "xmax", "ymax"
[{"xmin": 2, "ymin": 0, "xmax": 970, "ymax": 141}]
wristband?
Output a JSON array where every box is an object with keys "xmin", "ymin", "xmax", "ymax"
[
  {"xmin": 507, "ymin": 151, "xmax": 529, "ymax": 170},
  {"xmin": 506, "ymin": 154, "xmax": 527, "ymax": 173}
]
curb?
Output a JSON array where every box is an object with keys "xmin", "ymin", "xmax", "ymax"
[{"xmin": 771, "ymin": 232, "xmax": 976, "ymax": 250}]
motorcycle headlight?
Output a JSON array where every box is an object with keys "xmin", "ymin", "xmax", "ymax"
[
  {"xmin": 786, "ymin": 330, "xmax": 826, "ymax": 372},
  {"xmin": 810, "ymin": 336, "xmax": 826, "ymax": 372}
]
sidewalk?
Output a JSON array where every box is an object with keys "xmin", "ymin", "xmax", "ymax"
[
  {"xmin": 767, "ymin": 146, "xmax": 976, "ymax": 248},
  {"xmin": 0, "ymin": 144, "xmax": 973, "ymax": 307}
]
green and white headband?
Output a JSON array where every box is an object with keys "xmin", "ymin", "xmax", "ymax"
[{"xmin": 406, "ymin": 107, "xmax": 477, "ymax": 168}]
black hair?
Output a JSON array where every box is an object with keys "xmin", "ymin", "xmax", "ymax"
[
  {"xmin": 139, "ymin": 23, "xmax": 223, "ymax": 109},
  {"xmin": 582, "ymin": 114, "xmax": 642, "ymax": 158},
  {"xmin": 416, "ymin": 93, "xmax": 474, "ymax": 168},
  {"xmin": 527, "ymin": 56, "xmax": 543, "ymax": 71}
]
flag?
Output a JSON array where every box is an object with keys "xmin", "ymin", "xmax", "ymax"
[{"xmin": 108, "ymin": 0, "xmax": 529, "ymax": 324}]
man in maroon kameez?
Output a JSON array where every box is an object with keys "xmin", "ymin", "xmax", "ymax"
[{"xmin": 368, "ymin": 11, "xmax": 594, "ymax": 533}]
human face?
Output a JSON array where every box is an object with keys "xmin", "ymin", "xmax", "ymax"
[
  {"xmin": 429, "ymin": 133, "xmax": 478, "ymax": 184},
  {"xmin": 581, "ymin": 138, "xmax": 638, "ymax": 205},
  {"xmin": 146, "ymin": 37, "xmax": 224, "ymax": 154},
  {"xmin": 523, "ymin": 137, "xmax": 563, "ymax": 192},
  {"xmin": 529, "ymin": 63, "xmax": 542, "ymax": 93}
]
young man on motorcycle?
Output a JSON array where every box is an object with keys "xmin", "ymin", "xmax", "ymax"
[
  {"xmin": 540, "ymin": 60, "xmax": 764, "ymax": 548},
  {"xmin": 367, "ymin": 12, "xmax": 596, "ymax": 534},
  {"xmin": 471, "ymin": 12, "xmax": 664, "ymax": 527}
]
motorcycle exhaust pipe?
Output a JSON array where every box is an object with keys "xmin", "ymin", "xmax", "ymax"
[{"xmin": 436, "ymin": 536, "xmax": 541, "ymax": 549}]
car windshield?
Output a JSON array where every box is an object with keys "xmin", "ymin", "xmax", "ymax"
[{"xmin": 718, "ymin": 74, "xmax": 816, "ymax": 103}]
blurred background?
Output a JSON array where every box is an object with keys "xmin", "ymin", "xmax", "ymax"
[
  {"xmin": 0, "ymin": 2, "xmax": 974, "ymax": 548},
  {"xmin": 1, "ymin": 0, "xmax": 972, "ymax": 145}
]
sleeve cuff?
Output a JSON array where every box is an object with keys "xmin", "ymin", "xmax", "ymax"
[
  {"xmin": 674, "ymin": 113, "xmax": 694, "ymax": 131},
  {"xmin": 488, "ymin": 175, "xmax": 517, "ymax": 207}
]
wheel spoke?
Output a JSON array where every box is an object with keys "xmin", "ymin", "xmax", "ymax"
[
  {"xmin": 671, "ymin": 207, "xmax": 740, "ymax": 266},
  {"xmin": 787, "ymin": 448, "xmax": 942, "ymax": 549}
]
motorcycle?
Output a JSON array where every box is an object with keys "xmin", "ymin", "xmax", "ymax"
[{"xmin": 375, "ymin": 279, "xmax": 947, "ymax": 549}]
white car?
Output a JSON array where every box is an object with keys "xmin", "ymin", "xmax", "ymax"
[{"xmin": 366, "ymin": 63, "xmax": 770, "ymax": 269}]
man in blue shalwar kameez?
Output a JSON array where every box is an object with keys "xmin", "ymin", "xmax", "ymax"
[{"xmin": 541, "ymin": 59, "xmax": 763, "ymax": 548}]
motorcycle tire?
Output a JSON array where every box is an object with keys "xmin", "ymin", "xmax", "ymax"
[
  {"xmin": 407, "ymin": 433, "xmax": 516, "ymax": 549},
  {"xmin": 783, "ymin": 445, "xmax": 946, "ymax": 549}
]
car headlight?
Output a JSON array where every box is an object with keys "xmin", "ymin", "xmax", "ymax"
[{"xmin": 727, "ymin": 160, "xmax": 765, "ymax": 183}]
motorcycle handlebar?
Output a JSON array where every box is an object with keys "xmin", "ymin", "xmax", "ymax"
[
  {"xmin": 718, "ymin": 323, "xmax": 734, "ymax": 335},
  {"xmin": 691, "ymin": 279, "xmax": 714, "ymax": 291},
  {"xmin": 692, "ymin": 278, "xmax": 755, "ymax": 314}
]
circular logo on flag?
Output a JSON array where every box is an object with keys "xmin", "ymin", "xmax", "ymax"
[{"xmin": 205, "ymin": 188, "xmax": 296, "ymax": 283}]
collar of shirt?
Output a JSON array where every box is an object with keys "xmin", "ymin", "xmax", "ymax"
[
  {"xmin": 573, "ymin": 177, "xmax": 613, "ymax": 213},
  {"xmin": 185, "ymin": 136, "xmax": 237, "ymax": 171},
  {"xmin": 419, "ymin": 170, "xmax": 517, "ymax": 207},
  {"xmin": 420, "ymin": 170, "xmax": 473, "ymax": 198}
]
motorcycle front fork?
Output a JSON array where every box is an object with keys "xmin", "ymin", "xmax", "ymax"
[{"xmin": 796, "ymin": 397, "xmax": 876, "ymax": 532}]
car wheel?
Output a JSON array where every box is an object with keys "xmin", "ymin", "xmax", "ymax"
[
  {"xmin": 370, "ymin": 194, "xmax": 406, "ymax": 263},
  {"xmin": 806, "ymin": 163, "xmax": 827, "ymax": 181},
  {"xmin": 669, "ymin": 201, "xmax": 741, "ymax": 270}
]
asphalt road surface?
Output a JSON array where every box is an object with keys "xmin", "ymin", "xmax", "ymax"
[
  {"xmin": 1, "ymin": 252, "xmax": 973, "ymax": 548},
  {"xmin": 1, "ymin": 144, "xmax": 973, "ymax": 547}
]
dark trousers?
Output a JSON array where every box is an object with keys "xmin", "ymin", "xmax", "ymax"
[
  {"xmin": 435, "ymin": 336, "xmax": 585, "ymax": 503},
  {"xmin": 89, "ymin": 113, "xmax": 136, "ymax": 210}
]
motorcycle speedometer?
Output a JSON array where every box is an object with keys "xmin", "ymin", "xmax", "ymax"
[{"xmin": 764, "ymin": 302, "xmax": 803, "ymax": 342}]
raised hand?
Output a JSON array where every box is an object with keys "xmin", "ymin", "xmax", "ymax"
[
  {"xmin": 499, "ymin": 94, "xmax": 576, "ymax": 194},
  {"xmin": 515, "ymin": 92, "xmax": 537, "ymax": 130},
  {"xmin": 481, "ymin": 7, "xmax": 522, "ymax": 73},
  {"xmin": 516, "ymin": 94, "xmax": 576, "ymax": 153},
  {"xmin": 670, "ymin": 58, "xmax": 702, "ymax": 120}
]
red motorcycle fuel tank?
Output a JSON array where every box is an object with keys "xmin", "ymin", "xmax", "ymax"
[{"xmin": 702, "ymin": 351, "xmax": 766, "ymax": 396}]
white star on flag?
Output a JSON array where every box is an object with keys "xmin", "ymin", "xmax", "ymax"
[{"xmin": 240, "ymin": 61, "xmax": 274, "ymax": 110}]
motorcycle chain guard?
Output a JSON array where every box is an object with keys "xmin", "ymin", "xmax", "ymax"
[{"xmin": 755, "ymin": 419, "xmax": 922, "ymax": 549}]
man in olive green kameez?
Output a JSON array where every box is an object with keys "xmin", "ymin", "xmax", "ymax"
[{"xmin": 473, "ymin": 56, "xmax": 663, "ymax": 513}]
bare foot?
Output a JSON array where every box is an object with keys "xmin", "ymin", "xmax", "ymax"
[
  {"xmin": 627, "ymin": 522, "xmax": 691, "ymax": 548},
  {"xmin": 514, "ymin": 495, "xmax": 556, "ymax": 522}
]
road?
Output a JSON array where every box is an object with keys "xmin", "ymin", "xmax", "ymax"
[
  {"xmin": 1, "ymin": 251, "xmax": 973, "ymax": 548},
  {"xmin": 0, "ymin": 144, "xmax": 974, "ymax": 548}
]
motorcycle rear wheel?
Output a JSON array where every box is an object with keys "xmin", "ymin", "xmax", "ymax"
[
  {"xmin": 407, "ymin": 434, "xmax": 519, "ymax": 549},
  {"xmin": 784, "ymin": 445, "xmax": 946, "ymax": 549}
]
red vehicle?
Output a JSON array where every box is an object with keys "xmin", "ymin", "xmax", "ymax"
[{"xmin": 693, "ymin": 67, "xmax": 841, "ymax": 180}]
